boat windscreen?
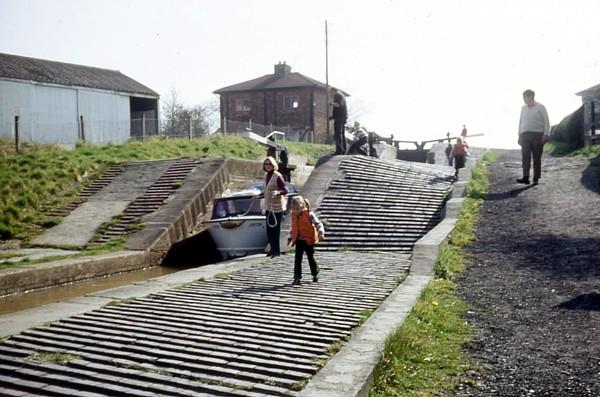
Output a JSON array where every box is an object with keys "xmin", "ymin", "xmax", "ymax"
[{"xmin": 213, "ymin": 197, "xmax": 263, "ymax": 218}]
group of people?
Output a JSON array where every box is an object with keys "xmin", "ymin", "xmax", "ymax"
[
  {"xmin": 445, "ymin": 125, "xmax": 470, "ymax": 177},
  {"xmin": 261, "ymin": 156, "xmax": 324, "ymax": 285},
  {"xmin": 330, "ymin": 87, "xmax": 378, "ymax": 157},
  {"xmin": 445, "ymin": 88, "xmax": 551, "ymax": 183},
  {"xmin": 330, "ymin": 87, "xmax": 348, "ymax": 155},
  {"xmin": 259, "ymin": 87, "xmax": 551, "ymax": 285}
]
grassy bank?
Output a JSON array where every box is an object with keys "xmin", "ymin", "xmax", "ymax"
[
  {"xmin": 547, "ymin": 142, "xmax": 600, "ymax": 185},
  {"xmin": 0, "ymin": 136, "xmax": 331, "ymax": 241},
  {"xmin": 371, "ymin": 151, "xmax": 495, "ymax": 396}
]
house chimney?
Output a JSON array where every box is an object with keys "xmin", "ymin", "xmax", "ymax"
[{"xmin": 274, "ymin": 61, "xmax": 291, "ymax": 75}]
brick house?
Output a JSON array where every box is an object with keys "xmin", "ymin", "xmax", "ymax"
[{"xmin": 214, "ymin": 62, "xmax": 347, "ymax": 144}]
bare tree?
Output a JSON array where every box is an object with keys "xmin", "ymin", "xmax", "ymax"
[
  {"xmin": 161, "ymin": 89, "xmax": 185, "ymax": 136},
  {"xmin": 160, "ymin": 89, "xmax": 214, "ymax": 138}
]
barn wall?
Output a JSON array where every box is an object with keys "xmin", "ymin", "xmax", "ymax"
[
  {"xmin": 79, "ymin": 90, "xmax": 130, "ymax": 143},
  {"xmin": 34, "ymin": 84, "xmax": 79, "ymax": 143},
  {"xmin": 0, "ymin": 80, "xmax": 78, "ymax": 144},
  {"xmin": 0, "ymin": 79, "xmax": 133, "ymax": 144}
]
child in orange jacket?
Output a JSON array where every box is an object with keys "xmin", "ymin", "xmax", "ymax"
[{"xmin": 288, "ymin": 196, "xmax": 325, "ymax": 285}]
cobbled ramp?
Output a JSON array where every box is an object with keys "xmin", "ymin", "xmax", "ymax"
[
  {"xmin": 0, "ymin": 252, "xmax": 409, "ymax": 396},
  {"xmin": 311, "ymin": 155, "xmax": 454, "ymax": 252},
  {"xmin": 0, "ymin": 154, "xmax": 457, "ymax": 396}
]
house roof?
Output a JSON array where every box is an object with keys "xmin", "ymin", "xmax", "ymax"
[
  {"xmin": 214, "ymin": 66, "xmax": 349, "ymax": 96},
  {"xmin": 0, "ymin": 52, "xmax": 158, "ymax": 97},
  {"xmin": 576, "ymin": 83, "xmax": 600, "ymax": 97}
]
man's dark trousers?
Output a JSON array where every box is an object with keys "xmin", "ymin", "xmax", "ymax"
[
  {"xmin": 333, "ymin": 118, "xmax": 347, "ymax": 155},
  {"xmin": 519, "ymin": 131, "xmax": 544, "ymax": 181}
]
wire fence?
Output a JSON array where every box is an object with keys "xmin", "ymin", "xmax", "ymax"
[
  {"xmin": 218, "ymin": 119, "xmax": 314, "ymax": 143},
  {"xmin": 0, "ymin": 115, "xmax": 218, "ymax": 153},
  {"xmin": 1, "ymin": 115, "xmax": 319, "ymax": 156}
]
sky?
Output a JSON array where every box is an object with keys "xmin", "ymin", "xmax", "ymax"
[{"xmin": 1, "ymin": 0, "xmax": 599, "ymax": 149}]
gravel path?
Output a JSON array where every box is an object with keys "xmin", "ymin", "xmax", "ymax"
[{"xmin": 456, "ymin": 150, "xmax": 600, "ymax": 396}]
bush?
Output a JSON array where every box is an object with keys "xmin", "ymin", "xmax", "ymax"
[{"xmin": 550, "ymin": 106, "xmax": 584, "ymax": 153}]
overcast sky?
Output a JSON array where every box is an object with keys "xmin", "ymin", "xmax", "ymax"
[{"xmin": 2, "ymin": 0, "xmax": 599, "ymax": 149}]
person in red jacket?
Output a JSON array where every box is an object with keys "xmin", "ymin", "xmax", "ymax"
[
  {"xmin": 288, "ymin": 196, "xmax": 325, "ymax": 285},
  {"xmin": 451, "ymin": 137, "xmax": 469, "ymax": 177}
]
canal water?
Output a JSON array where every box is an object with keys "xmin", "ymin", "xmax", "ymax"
[
  {"xmin": 0, "ymin": 177, "xmax": 253, "ymax": 317},
  {"xmin": 0, "ymin": 230, "xmax": 223, "ymax": 316},
  {"xmin": 0, "ymin": 264, "xmax": 192, "ymax": 315}
]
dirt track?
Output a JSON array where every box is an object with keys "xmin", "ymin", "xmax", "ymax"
[{"xmin": 455, "ymin": 150, "xmax": 600, "ymax": 396}]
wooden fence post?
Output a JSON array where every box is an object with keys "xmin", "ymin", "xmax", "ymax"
[
  {"xmin": 14, "ymin": 115, "xmax": 20, "ymax": 154},
  {"xmin": 79, "ymin": 115, "xmax": 85, "ymax": 142}
]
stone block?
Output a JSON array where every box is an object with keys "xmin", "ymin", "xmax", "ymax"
[{"xmin": 411, "ymin": 218, "xmax": 457, "ymax": 276}]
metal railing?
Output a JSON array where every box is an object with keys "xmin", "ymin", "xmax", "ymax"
[{"xmin": 218, "ymin": 119, "xmax": 314, "ymax": 143}]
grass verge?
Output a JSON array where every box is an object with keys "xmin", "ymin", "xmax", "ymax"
[
  {"xmin": 370, "ymin": 151, "xmax": 495, "ymax": 396},
  {"xmin": 546, "ymin": 142, "xmax": 600, "ymax": 185},
  {"xmin": 0, "ymin": 136, "xmax": 332, "ymax": 241}
]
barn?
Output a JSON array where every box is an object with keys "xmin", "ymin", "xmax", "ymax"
[
  {"xmin": 576, "ymin": 83, "xmax": 600, "ymax": 145},
  {"xmin": 0, "ymin": 52, "xmax": 159, "ymax": 145}
]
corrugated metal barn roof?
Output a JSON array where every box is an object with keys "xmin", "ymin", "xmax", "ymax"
[{"xmin": 0, "ymin": 52, "xmax": 158, "ymax": 97}]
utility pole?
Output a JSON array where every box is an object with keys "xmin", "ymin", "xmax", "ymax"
[{"xmin": 325, "ymin": 20, "xmax": 330, "ymax": 141}]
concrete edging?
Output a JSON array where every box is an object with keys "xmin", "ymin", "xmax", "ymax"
[
  {"xmin": 299, "ymin": 274, "xmax": 432, "ymax": 397},
  {"xmin": 0, "ymin": 250, "xmax": 149, "ymax": 297}
]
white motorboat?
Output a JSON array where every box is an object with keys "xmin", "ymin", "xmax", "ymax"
[
  {"xmin": 207, "ymin": 189, "xmax": 266, "ymax": 260},
  {"xmin": 207, "ymin": 183, "xmax": 298, "ymax": 260}
]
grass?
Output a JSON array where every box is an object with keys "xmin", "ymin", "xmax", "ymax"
[
  {"xmin": 27, "ymin": 351, "xmax": 80, "ymax": 364},
  {"xmin": 546, "ymin": 142, "xmax": 600, "ymax": 185},
  {"xmin": 213, "ymin": 272, "xmax": 232, "ymax": 279},
  {"xmin": 359, "ymin": 308, "xmax": 375, "ymax": 325},
  {"xmin": 0, "ymin": 136, "xmax": 333, "ymax": 242},
  {"xmin": 370, "ymin": 151, "xmax": 494, "ymax": 397},
  {"xmin": 0, "ymin": 252, "xmax": 25, "ymax": 261},
  {"xmin": 282, "ymin": 141, "xmax": 333, "ymax": 165},
  {"xmin": 546, "ymin": 141, "xmax": 600, "ymax": 158}
]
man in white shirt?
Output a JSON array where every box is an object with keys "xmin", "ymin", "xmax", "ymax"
[{"xmin": 517, "ymin": 89, "xmax": 551, "ymax": 185}]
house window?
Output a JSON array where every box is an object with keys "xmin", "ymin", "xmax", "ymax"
[
  {"xmin": 235, "ymin": 99, "xmax": 251, "ymax": 112},
  {"xmin": 283, "ymin": 96, "xmax": 299, "ymax": 110}
]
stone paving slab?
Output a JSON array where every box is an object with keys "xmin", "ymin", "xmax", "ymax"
[
  {"xmin": 32, "ymin": 201, "xmax": 132, "ymax": 247},
  {"xmin": 0, "ymin": 254, "xmax": 266, "ymax": 338},
  {"xmin": 315, "ymin": 156, "xmax": 454, "ymax": 253},
  {"xmin": 299, "ymin": 274, "xmax": 431, "ymax": 397},
  {"xmin": 31, "ymin": 160, "xmax": 174, "ymax": 248},
  {"xmin": 0, "ymin": 252, "xmax": 411, "ymax": 396},
  {"xmin": 0, "ymin": 296, "xmax": 112, "ymax": 338}
]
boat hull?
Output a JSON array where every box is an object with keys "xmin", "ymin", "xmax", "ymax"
[{"xmin": 207, "ymin": 215, "xmax": 267, "ymax": 259}]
